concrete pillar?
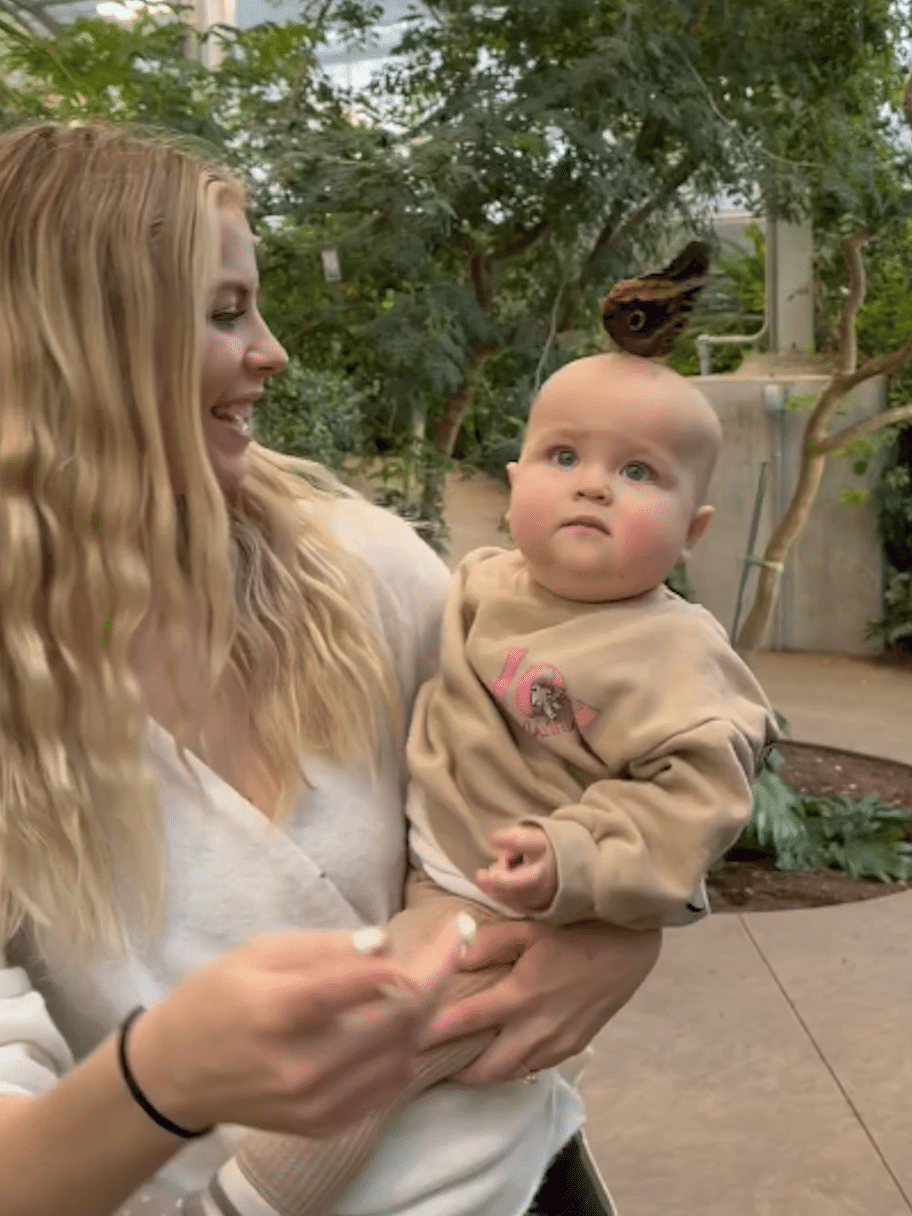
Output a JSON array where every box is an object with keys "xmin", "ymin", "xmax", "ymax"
[
  {"xmin": 193, "ymin": 0, "xmax": 235, "ymax": 65},
  {"xmin": 766, "ymin": 217, "xmax": 815, "ymax": 356}
]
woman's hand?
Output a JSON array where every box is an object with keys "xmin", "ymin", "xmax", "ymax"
[
  {"xmin": 421, "ymin": 919, "xmax": 661, "ymax": 1084},
  {"xmin": 127, "ymin": 917, "xmax": 469, "ymax": 1138}
]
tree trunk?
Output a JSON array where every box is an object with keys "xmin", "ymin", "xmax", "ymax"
[
  {"xmin": 417, "ymin": 345, "xmax": 496, "ymax": 532},
  {"xmin": 434, "ymin": 378, "xmax": 476, "ymax": 461},
  {"xmin": 735, "ymin": 446, "xmax": 827, "ymax": 657},
  {"xmin": 735, "ymin": 230, "xmax": 883, "ymax": 658}
]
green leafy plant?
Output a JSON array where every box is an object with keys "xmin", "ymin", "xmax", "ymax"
[
  {"xmin": 738, "ymin": 742, "xmax": 812, "ymax": 867},
  {"xmin": 253, "ymin": 360, "xmax": 365, "ymax": 472},
  {"xmin": 870, "ymin": 431, "xmax": 912, "ymax": 650},
  {"xmin": 797, "ymin": 793, "xmax": 912, "ymax": 882},
  {"xmin": 867, "ymin": 567, "xmax": 912, "ymax": 650},
  {"xmin": 736, "ymin": 734, "xmax": 912, "ymax": 881}
]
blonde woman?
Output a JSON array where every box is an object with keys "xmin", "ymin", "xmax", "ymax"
[{"xmin": 0, "ymin": 123, "xmax": 660, "ymax": 1216}]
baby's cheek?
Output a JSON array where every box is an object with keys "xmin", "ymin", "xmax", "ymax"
[
  {"xmin": 510, "ymin": 488, "xmax": 552, "ymax": 536},
  {"xmin": 616, "ymin": 503, "xmax": 668, "ymax": 558}
]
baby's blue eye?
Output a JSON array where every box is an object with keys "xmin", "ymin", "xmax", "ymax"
[
  {"xmin": 550, "ymin": 448, "xmax": 578, "ymax": 468},
  {"xmin": 622, "ymin": 461, "xmax": 652, "ymax": 482}
]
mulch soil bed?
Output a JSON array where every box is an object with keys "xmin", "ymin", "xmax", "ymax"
[{"xmin": 707, "ymin": 742, "xmax": 912, "ymax": 914}]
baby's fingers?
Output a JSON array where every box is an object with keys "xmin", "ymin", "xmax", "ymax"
[
  {"xmin": 477, "ymin": 866, "xmax": 532, "ymax": 898},
  {"xmin": 491, "ymin": 826, "xmax": 546, "ymax": 859}
]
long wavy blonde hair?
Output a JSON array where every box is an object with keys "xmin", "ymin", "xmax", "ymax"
[{"xmin": 0, "ymin": 124, "xmax": 398, "ymax": 957}]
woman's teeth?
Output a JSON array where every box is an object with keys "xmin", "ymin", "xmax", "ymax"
[{"xmin": 211, "ymin": 407, "xmax": 250, "ymax": 433}]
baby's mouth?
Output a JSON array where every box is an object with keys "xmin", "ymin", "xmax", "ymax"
[{"xmin": 562, "ymin": 515, "xmax": 610, "ymax": 534}]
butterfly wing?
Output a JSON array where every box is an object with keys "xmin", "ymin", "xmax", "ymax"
[{"xmin": 601, "ymin": 241, "xmax": 711, "ymax": 357}]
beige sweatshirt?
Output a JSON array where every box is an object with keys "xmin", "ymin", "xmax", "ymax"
[{"xmin": 406, "ymin": 547, "xmax": 778, "ymax": 930}]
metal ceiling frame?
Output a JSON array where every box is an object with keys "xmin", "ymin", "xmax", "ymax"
[{"xmin": 0, "ymin": 0, "xmax": 63, "ymax": 34}]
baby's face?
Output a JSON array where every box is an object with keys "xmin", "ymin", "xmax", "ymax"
[{"xmin": 505, "ymin": 356, "xmax": 717, "ymax": 603}]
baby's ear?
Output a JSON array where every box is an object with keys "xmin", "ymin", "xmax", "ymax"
[
  {"xmin": 505, "ymin": 461, "xmax": 518, "ymax": 487},
  {"xmin": 680, "ymin": 505, "xmax": 714, "ymax": 560}
]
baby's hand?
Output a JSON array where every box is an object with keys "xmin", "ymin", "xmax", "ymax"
[{"xmin": 475, "ymin": 825, "xmax": 557, "ymax": 913}]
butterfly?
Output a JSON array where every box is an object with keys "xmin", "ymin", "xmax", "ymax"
[{"xmin": 600, "ymin": 241, "xmax": 711, "ymax": 358}]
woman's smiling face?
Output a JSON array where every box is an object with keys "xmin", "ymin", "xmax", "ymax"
[{"xmin": 199, "ymin": 205, "xmax": 288, "ymax": 493}]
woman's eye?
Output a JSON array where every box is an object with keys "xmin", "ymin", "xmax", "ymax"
[
  {"xmin": 550, "ymin": 448, "xmax": 578, "ymax": 468},
  {"xmin": 622, "ymin": 461, "xmax": 652, "ymax": 482},
  {"xmin": 211, "ymin": 309, "xmax": 244, "ymax": 329}
]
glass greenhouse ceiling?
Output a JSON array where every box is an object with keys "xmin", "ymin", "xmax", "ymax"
[{"xmin": 2, "ymin": 0, "xmax": 413, "ymax": 45}]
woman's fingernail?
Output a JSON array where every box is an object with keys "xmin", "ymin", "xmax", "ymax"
[
  {"xmin": 352, "ymin": 926, "xmax": 388, "ymax": 956},
  {"xmin": 456, "ymin": 912, "xmax": 477, "ymax": 948},
  {"xmin": 379, "ymin": 981, "xmax": 417, "ymax": 1001}
]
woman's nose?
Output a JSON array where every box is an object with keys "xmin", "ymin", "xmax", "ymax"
[{"xmin": 249, "ymin": 321, "xmax": 289, "ymax": 376}]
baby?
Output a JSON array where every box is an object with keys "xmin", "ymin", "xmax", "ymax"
[{"xmin": 192, "ymin": 353, "xmax": 777, "ymax": 1216}]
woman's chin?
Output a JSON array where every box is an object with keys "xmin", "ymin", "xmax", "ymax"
[
  {"xmin": 210, "ymin": 452, "xmax": 250, "ymax": 495},
  {"xmin": 204, "ymin": 418, "xmax": 253, "ymax": 494}
]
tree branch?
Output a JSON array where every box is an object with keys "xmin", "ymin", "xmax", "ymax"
[
  {"xmin": 551, "ymin": 152, "xmax": 700, "ymax": 335},
  {"xmin": 632, "ymin": 114, "xmax": 666, "ymax": 161},
  {"xmin": 574, "ymin": 115, "xmax": 666, "ymax": 276},
  {"xmin": 830, "ymin": 324, "xmax": 912, "ymax": 401},
  {"xmin": 469, "ymin": 249, "xmax": 494, "ymax": 310},
  {"xmin": 577, "ymin": 154, "xmax": 699, "ymax": 290},
  {"xmin": 816, "ymin": 402, "xmax": 912, "ymax": 455},
  {"xmin": 573, "ymin": 111, "xmax": 686, "ymax": 288},
  {"xmin": 431, "ymin": 341, "xmax": 499, "ymax": 457},
  {"xmin": 612, "ymin": 155, "xmax": 699, "ymax": 245},
  {"xmin": 801, "ymin": 256, "xmax": 912, "ymax": 453},
  {"xmin": 737, "ymin": 45, "xmax": 912, "ymax": 657},
  {"xmin": 492, "ymin": 219, "xmax": 550, "ymax": 262},
  {"xmin": 837, "ymin": 230, "xmax": 872, "ymax": 374},
  {"xmin": 685, "ymin": 0, "xmax": 712, "ymax": 38},
  {"xmin": 581, "ymin": 200, "xmax": 626, "ymax": 277}
]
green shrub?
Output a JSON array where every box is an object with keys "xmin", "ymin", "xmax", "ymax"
[
  {"xmin": 737, "ymin": 741, "xmax": 912, "ymax": 882},
  {"xmin": 739, "ymin": 744, "xmax": 811, "ymax": 866},
  {"xmin": 253, "ymin": 361, "xmax": 365, "ymax": 472},
  {"xmin": 796, "ymin": 794, "xmax": 912, "ymax": 883},
  {"xmin": 867, "ymin": 568, "xmax": 912, "ymax": 651}
]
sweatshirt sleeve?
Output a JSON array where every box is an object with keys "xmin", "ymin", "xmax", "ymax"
[
  {"xmin": 0, "ymin": 949, "xmax": 74, "ymax": 1097},
  {"xmin": 525, "ymin": 716, "xmax": 759, "ymax": 928},
  {"xmin": 523, "ymin": 613, "xmax": 776, "ymax": 930}
]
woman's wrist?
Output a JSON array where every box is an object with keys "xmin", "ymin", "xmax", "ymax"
[
  {"xmin": 118, "ymin": 1008, "xmax": 214, "ymax": 1139},
  {"xmin": 124, "ymin": 1000, "xmax": 211, "ymax": 1134},
  {"xmin": 0, "ymin": 1033, "xmax": 186, "ymax": 1216}
]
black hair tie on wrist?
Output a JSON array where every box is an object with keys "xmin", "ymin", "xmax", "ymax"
[{"xmin": 117, "ymin": 1006, "xmax": 214, "ymax": 1140}]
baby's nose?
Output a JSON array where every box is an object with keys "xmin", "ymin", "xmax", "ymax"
[{"xmin": 575, "ymin": 475, "xmax": 612, "ymax": 501}]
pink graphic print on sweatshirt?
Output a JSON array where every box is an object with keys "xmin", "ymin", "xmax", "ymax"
[{"xmin": 491, "ymin": 649, "xmax": 599, "ymax": 738}]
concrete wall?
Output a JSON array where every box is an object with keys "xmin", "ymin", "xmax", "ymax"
[{"xmin": 688, "ymin": 375, "xmax": 886, "ymax": 655}]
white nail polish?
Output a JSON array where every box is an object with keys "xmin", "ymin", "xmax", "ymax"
[
  {"xmin": 352, "ymin": 926, "xmax": 387, "ymax": 955},
  {"xmin": 456, "ymin": 912, "xmax": 477, "ymax": 945},
  {"xmin": 379, "ymin": 981, "xmax": 415, "ymax": 1001}
]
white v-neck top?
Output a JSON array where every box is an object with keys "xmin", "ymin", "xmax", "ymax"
[{"xmin": 0, "ymin": 495, "xmax": 583, "ymax": 1216}]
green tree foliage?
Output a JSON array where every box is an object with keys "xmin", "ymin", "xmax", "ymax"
[{"xmin": 1, "ymin": 0, "xmax": 909, "ymax": 516}]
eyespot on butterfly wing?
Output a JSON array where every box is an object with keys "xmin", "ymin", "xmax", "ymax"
[{"xmin": 600, "ymin": 241, "xmax": 712, "ymax": 358}]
